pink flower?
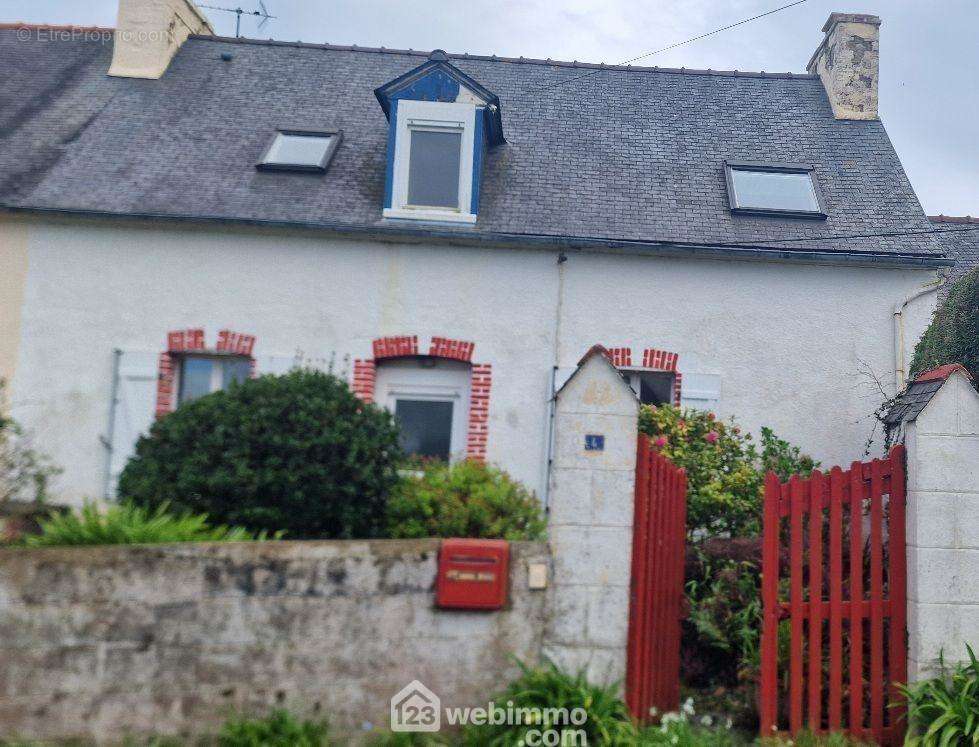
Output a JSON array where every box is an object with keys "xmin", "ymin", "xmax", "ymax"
[
  {"xmin": 705, "ymin": 431, "xmax": 719, "ymax": 444},
  {"xmin": 707, "ymin": 412, "xmax": 716, "ymax": 421},
  {"xmin": 654, "ymin": 436, "xmax": 668, "ymax": 448}
]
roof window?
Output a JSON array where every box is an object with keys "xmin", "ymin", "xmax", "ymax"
[
  {"xmin": 725, "ymin": 162, "xmax": 826, "ymax": 218},
  {"xmin": 257, "ymin": 129, "xmax": 341, "ymax": 173}
]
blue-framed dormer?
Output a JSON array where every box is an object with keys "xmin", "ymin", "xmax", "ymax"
[{"xmin": 375, "ymin": 50, "xmax": 505, "ymax": 224}]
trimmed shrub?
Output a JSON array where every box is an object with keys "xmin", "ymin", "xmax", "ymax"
[
  {"xmin": 218, "ymin": 709, "xmax": 329, "ymax": 747},
  {"xmin": 386, "ymin": 460, "xmax": 546, "ymax": 541},
  {"xmin": 118, "ymin": 370, "xmax": 402, "ymax": 539},
  {"xmin": 638, "ymin": 405, "xmax": 816, "ymax": 538},
  {"xmin": 23, "ymin": 501, "xmax": 274, "ymax": 547},
  {"xmin": 910, "ymin": 268, "xmax": 979, "ymax": 383}
]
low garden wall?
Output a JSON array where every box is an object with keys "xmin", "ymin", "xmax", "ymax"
[{"xmin": 0, "ymin": 539, "xmax": 550, "ymax": 742}]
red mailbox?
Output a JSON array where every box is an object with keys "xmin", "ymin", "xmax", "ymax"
[{"xmin": 436, "ymin": 538, "xmax": 509, "ymax": 610}]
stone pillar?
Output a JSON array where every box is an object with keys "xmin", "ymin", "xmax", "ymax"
[
  {"xmin": 543, "ymin": 348, "xmax": 639, "ymax": 684},
  {"xmin": 905, "ymin": 368, "xmax": 979, "ymax": 680}
]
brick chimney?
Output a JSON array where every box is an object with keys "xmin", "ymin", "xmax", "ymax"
[
  {"xmin": 108, "ymin": 0, "xmax": 213, "ymax": 79},
  {"xmin": 807, "ymin": 12, "xmax": 881, "ymax": 120}
]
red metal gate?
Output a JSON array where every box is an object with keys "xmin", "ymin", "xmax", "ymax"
[
  {"xmin": 626, "ymin": 436, "xmax": 687, "ymax": 721},
  {"xmin": 760, "ymin": 445, "xmax": 907, "ymax": 745}
]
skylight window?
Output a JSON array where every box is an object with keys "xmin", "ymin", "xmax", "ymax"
[
  {"xmin": 725, "ymin": 162, "xmax": 826, "ymax": 218},
  {"xmin": 257, "ymin": 129, "xmax": 341, "ymax": 173}
]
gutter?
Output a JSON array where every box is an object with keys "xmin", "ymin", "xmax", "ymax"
[{"xmin": 0, "ymin": 205, "xmax": 954, "ymax": 270}]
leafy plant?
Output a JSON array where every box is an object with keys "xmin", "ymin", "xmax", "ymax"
[
  {"xmin": 217, "ymin": 709, "xmax": 329, "ymax": 746},
  {"xmin": 23, "ymin": 501, "xmax": 276, "ymax": 547},
  {"xmin": 637, "ymin": 698, "xmax": 741, "ymax": 745},
  {"xmin": 386, "ymin": 460, "xmax": 546, "ymax": 541},
  {"xmin": 0, "ymin": 379, "xmax": 60, "ymax": 504},
  {"xmin": 901, "ymin": 646, "xmax": 979, "ymax": 746},
  {"xmin": 119, "ymin": 370, "xmax": 402, "ymax": 539},
  {"xmin": 910, "ymin": 268, "xmax": 979, "ymax": 384},
  {"xmin": 638, "ymin": 405, "xmax": 816, "ymax": 538},
  {"xmin": 461, "ymin": 658, "xmax": 638, "ymax": 745}
]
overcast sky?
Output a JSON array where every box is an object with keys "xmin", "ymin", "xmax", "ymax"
[{"xmin": 9, "ymin": 0, "xmax": 979, "ymax": 215}]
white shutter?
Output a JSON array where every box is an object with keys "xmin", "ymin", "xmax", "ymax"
[
  {"xmin": 680, "ymin": 372, "xmax": 722, "ymax": 411},
  {"xmin": 108, "ymin": 350, "xmax": 159, "ymax": 494},
  {"xmin": 253, "ymin": 354, "xmax": 300, "ymax": 375}
]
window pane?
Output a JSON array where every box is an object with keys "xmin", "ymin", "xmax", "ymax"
[
  {"xmin": 395, "ymin": 399, "xmax": 454, "ymax": 460},
  {"xmin": 407, "ymin": 129, "xmax": 461, "ymax": 208},
  {"xmin": 637, "ymin": 373, "xmax": 675, "ymax": 406},
  {"xmin": 179, "ymin": 357, "xmax": 214, "ymax": 404},
  {"xmin": 222, "ymin": 358, "xmax": 251, "ymax": 389},
  {"xmin": 263, "ymin": 133, "xmax": 332, "ymax": 167},
  {"xmin": 731, "ymin": 169, "xmax": 820, "ymax": 212}
]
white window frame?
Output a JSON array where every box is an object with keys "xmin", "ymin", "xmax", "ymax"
[
  {"xmin": 623, "ymin": 369, "xmax": 676, "ymax": 406},
  {"xmin": 374, "ymin": 359, "xmax": 471, "ymax": 461},
  {"xmin": 384, "ymin": 99, "xmax": 477, "ymax": 224}
]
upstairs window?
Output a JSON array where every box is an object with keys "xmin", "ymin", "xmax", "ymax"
[
  {"xmin": 725, "ymin": 162, "xmax": 826, "ymax": 218},
  {"xmin": 257, "ymin": 129, "xmax": 341, "ymax": 173},
  {"xmin": 384, "ymin": 100, "xmax": 477, "ymax": 224},
  {"xmin": 177, "ymin": 354, "xmax": 251, "ymax": 405}
]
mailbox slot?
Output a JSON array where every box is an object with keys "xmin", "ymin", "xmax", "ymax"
[{"xmin": 436, "ymin": 539, "xmax": 509, "ymax": 610}]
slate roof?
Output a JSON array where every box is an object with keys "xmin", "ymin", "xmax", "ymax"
[
  {"xmin": 930, "ymin": 216, "xmax": 979, "ymax": 294},
  {"xmin": 0, "ymin": 27, "xmax": 950, "ymax": 261},
  {"xmin": 883, "ymin": 364, "xmax": 972, "ymax": 426}
]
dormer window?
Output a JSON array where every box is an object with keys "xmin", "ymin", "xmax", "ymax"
[
  {"xmin": 725, "ymin": 161, "xmax": 827, "ymax": 219},
  {"xmin": 384, "ymin": 101, "xmax": 476, "ymax": 223},
  {"xmin": 375, "ymin": 50, "xmax": 505, "ymax": 225}
]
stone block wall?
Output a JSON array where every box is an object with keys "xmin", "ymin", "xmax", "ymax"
[
  {"xmin": 0, "ymin": 539, "xmax": 549, "ymax": 742},
  {"xmin": 905, "ymin": 371, "xmax": 979, "ymax": 680}
]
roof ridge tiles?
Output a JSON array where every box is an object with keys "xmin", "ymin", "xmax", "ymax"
[{"xmin": 186, "ymin": 34, "xmax": 816, "ymax": 80}]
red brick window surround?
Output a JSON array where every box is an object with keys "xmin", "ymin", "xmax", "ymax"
[
  {"xmin": 155, "ymin": 328, "xmax": 256, "ymax": 418},
  {"xmin": 603, "ymin": 345, "xmax": 682, "ymax": 406},
  {"xmin": 352, "ymin": 335, "xmax": 491, "ymax": 461}
]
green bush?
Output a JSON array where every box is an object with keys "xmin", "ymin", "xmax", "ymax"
[
  {"xmin": 119, "ymin": 370, "xmax": 402, "ymax": 539},
  {"xmin": 638, "ymin": 405, "xmax": 816, "ymax": 538},
  {"xmin": 901, "ymin": 646, "xmax": 979, "ymax": 746},
  {"xmin": 910, "ymin": 268, "xmax": 979, "ymax": 383},
  {"xmin": 217, "ymin": 709, "xmax": 328, "ymax": 747},
  {"xmin": 23, "ymin": 501, "xmax": 273, "ymax": 547},
  {"xmin": 0, "ymin": 379, "xmax": 59, "ymax": 504},
  {"xmin": 386, "ymin": 460, "xmax": 546, "ymax": 541},
  {"xmin": 461, "ymin": 659, "xmax": 638, "ymax": 745}
]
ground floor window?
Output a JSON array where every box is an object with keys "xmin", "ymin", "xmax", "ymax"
[
  {"xmin": 177, "ymin": 354, "xmax": 251, "ymax": 405},
  {"xmin": 625, "ymin": 370, "xmax": 676, "ymax": 406},
  {"xmin": 374, "ymin": 357, "xmax": 471, "ymax": 461}
]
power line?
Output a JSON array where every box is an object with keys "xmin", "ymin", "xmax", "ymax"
[{"xmin": 509, "ymin": 0, "xmax": 808, "ymax": 101}]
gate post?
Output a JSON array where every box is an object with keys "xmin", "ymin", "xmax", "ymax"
[
  {"xmin": 542, "ymin": 347, "xmax": 640, "ymax": 685},
  {"xmin": 900, "ymin": 365, "xmax": 979, "ymax": 681}
]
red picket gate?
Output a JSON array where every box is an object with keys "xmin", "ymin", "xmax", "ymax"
[
  {"xmin": 759, "ymin": 445, "xmax": 907, "ymax": 745},
  {"xmin": 626, "ymin": 436, "xmax": 687, "ymax": 722}
]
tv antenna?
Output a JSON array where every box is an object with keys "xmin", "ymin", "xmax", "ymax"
[{"xmin": 198, "ymin": 2, "xmax": 276, "ymax": 38}]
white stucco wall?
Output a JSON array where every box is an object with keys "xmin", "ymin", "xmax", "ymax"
[{"xmin": 9, "ymin": 218, "xmax": 938, "ymax": 504}]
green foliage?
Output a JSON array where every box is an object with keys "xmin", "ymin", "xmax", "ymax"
[
  {"xmin": 638, "ymin": 405, "xmax": 816, "ymax": 538},
  {"xmin": 910, "ymin": 268, "xmax": 979, "ymax": 383},
  {"xmin": 217, "ymin": 709, "xmax": 328, "ymax": 747},
  {"xmin": 23, "ymin": 501, "xmax": 275, "ymax": 547},
  {"xmin": 461, "ymin": 658, "xmax": 638, "ymax": 745},
  {"xmin": 901, "ymin": 646, "xmax": 979, "ymax": 746},
  {"xmin": 0, "ymin": 379, "xmax": 60, "ymax": 504},
  {"xmin": 386, "ymin": 460, "xmax": 546, "ymax": 541},
  {"xmin": 119, "ymin": 370, "xmax": 402, "ymax": 539}
]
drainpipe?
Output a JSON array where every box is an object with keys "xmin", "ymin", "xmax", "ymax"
[
  {"xmin": 893, "ymin": 277, "xmax": 944, "ymax": 391},
  {"xmin": 101, "ymin": 348, "xmax": 122, "ymax": 501}
]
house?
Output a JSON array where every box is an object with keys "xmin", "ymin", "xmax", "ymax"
[{"xmin": 0, "ymin": 2, "xmax": 954, "ymax": 505}]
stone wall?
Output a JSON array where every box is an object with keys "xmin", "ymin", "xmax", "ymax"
[
  {"xmin": 905, "ymin": 370, "xmax": 979, "ymax": 680},
  {"xmin": 0, "ymin": 539, "xmax": 549, "ymax": 742}
]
